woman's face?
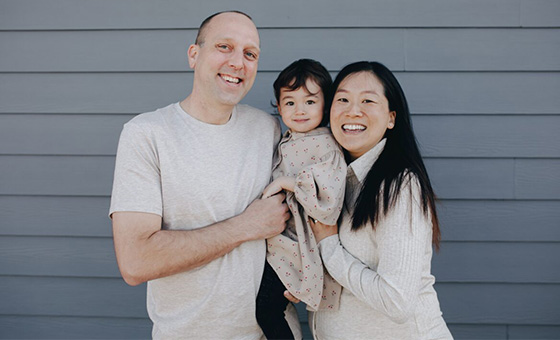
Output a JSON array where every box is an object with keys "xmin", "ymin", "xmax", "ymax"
[{"xmin": 330, "ymin": 71, "xmax": 395, "ymax": 161}]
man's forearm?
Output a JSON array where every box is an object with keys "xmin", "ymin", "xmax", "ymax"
[
  {"xmin": 113, "ymin": 212, "xmax": 260, "ymax": 286},
  {"xmin": 112, "ymin": 194, "xmax": 288, "ymax": 286}
]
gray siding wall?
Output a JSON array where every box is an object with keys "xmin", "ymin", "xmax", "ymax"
[{"xmin": 1, "ymin": 1, "xmax": 559, "ymax": 339}]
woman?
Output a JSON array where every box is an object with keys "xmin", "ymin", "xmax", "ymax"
[{"xmin": 309, "ymin": 61, "xmax": 453, "ymax": 339}]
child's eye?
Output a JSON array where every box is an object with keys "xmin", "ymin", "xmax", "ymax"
[
  {"xmin": 306, "ymin": 100, "xmax": 316, "ymax": 105},
  {"xmin": 284, "ymin": 101, "xmax": 295, "ymax": 106}
]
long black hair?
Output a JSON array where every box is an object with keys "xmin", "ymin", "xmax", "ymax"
[{"xmin": 328, "ymin": 61, "xmax": 441, "ymax": 249}]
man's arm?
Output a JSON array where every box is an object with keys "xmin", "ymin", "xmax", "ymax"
[{"xmin": 112, "ymin": 193, "xmax": 289, "ymax": 286}]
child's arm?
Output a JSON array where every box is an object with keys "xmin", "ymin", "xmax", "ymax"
[{"xmin": 262, "ymin": 176, "xmax": 296, "ymax": 199}]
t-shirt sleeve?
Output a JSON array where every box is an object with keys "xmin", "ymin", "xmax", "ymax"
[
  {"xmin": 293, "ymin": 147, "xmax": 346, "ymax": 225},
  {"xmin": 109, "ymin": 121, "xmax": 163, "ymax": 218}
]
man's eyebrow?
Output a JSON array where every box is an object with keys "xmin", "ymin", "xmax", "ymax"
[{"xmin": 215, "ymin": 36, "xmax": 260, "ymax": 51}]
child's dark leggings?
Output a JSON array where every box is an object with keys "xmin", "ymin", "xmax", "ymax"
[{"xmin": 256, "ymin": 260, "xmax": 296, "ymax": 340}]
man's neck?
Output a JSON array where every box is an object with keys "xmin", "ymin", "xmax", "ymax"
[{"xmin": 180, "ymin": 96, "xmax": 234, "ymax": 125}]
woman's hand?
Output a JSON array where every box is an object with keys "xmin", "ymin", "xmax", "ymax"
[
  {"xmin": 262, "ymin": 176, "xmax": 296, "ymax": 199},
  {"xmin": 309, "ymin": 218, "xmax": 338, "ymax": 243}
]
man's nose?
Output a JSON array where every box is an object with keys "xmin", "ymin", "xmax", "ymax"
[{"xmin": 228, "ymin": 50, "xmax": 244, "ymax": 69}]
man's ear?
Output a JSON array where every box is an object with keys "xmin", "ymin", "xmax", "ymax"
[{"xmin": 187, "ymin": 44, "xmax": 199, "ymax": 69}]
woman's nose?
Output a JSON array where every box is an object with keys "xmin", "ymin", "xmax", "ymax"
[{"xmin": 346, "ymin": 103, "xmax": 363, "ymax": 117}]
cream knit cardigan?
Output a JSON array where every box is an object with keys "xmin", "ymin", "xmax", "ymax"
[{"xmin": 311, "ymin": 139, "xmax": 453, "ymax": 340}]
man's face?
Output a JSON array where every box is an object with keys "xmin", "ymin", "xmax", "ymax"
[{"xmin": 188, "ymin": 13, "xmax": 260, "ymax": 108}]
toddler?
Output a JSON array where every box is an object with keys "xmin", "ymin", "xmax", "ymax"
[{"xmin": 256, "ymin": 59, "xmax": 346, "ymax": 339}]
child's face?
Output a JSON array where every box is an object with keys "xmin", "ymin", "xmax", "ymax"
[{"xmin": 278, "ymin": 79, "xmax": 324, "ymax": 133}]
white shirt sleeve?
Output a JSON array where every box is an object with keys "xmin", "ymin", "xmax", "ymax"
[{"xmin": 318, "ymin": 176, "xmax": 432, "ymax": 324}]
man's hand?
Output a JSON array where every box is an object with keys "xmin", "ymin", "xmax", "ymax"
[
  {"xmin": 236, "ymin": 193, "xmax": 290, "ymax": 240},
  {"xmin": 262, "ymin": 176, "xmax": 296, "ymax": 199}
]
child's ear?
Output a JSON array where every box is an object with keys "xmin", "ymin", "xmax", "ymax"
[{"xmin": 276, "ymin": 102, "xmax": 283, "ymax": 115}]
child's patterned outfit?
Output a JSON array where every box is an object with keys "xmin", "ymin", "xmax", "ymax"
[{"xmin": 262, "ymin": 127, "xmax": 347, "ymax": 310}]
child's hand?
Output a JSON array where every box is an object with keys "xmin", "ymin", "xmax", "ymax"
[{"xmin": 262, "ymin": 176, "xmax": 296, "ymax": 199}]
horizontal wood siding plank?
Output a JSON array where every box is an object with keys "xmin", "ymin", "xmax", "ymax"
[
  {"xmin": 7, "ymin": 28, "xmax": 557, "ymax": 72},
  {"xmin": 0, "ymin": 236, "xmax": 120, "ymax": 277},
  {"xmin": 397, "ymin": 72, "xmax": 560, "ymax": 115},
  {"xmin": 2, "ymin": 72, "xmax": 559, "ymax": 114},
  {"xmin": 0, "ymin": 276, "xmax": 148, "ymax": 317},
  {"xmin": 521, "ymin": 0, "xmax": 560, "ymax": 27},
  {"xmin": 4, "ymin": 115, "xmax": 560, "ymax": 157},
  {"xmin": 509, "ymin": 325, "xmax": 560, "ymax": 339},
  {"xmin": 425, "ymin": 158, "xmax": 514, "ymax": 199},
  {"xmin": 0, "ymin": 29, "xmax": 405, "ymax": 72},
  {"xmin": 0, "ymin": 156, "xmax": 518, "ymax": 199},
  {"xmin": 2, "ymin": 237, "xmax": 559, "ymax": 283},
  {"xmin": 0, "ymin": 0, "xmax": 522, "ymax": 30},
  {"xmin": 414, "ymin": 115, "xmax": 560, "ymax": 158},
  {"xmin": 0, "ymin": 315, "xmax": 151, "ymax": 339},
  {"xmin": 446, "ymin": 324, "xmax": 507, "ymax": 340},
  {"xmin": 3, "ymin": 197, "xmax": 559, "ymax": 242},
  {"xmin": 436, "ymin": 283, "xmax": 560, "ymax": 324},
  {"xmin": 2, "ymin": 278, "xmax": 559, "ymax": 324},
  {"xmin": 0, "ymin": 73, "xmax": 191, "ymax": 115},
  {"xmin": 406, "ymin": 29, "xmax": 560, "ymax": 71},
  {"xmin": 0, "ymin": 115, "xmax": 128, "ymax": 155},
  {"xmin": 515, "ymin": 159, "xmax": 560, "ymax": 199},
  {"xmin": 0, "ymin": 156, "xmax": 115, "ymax": 196},
  {"xmin": 432, "ymin": 242, "xmax": 560, "ymax": 283},
  {"xmin": 0, "ymin": 196, "xmax": 112, "ymax": 237},
  {"xmin": 439, "ymin": 200, "xmax": 560, "ymax": 242}
]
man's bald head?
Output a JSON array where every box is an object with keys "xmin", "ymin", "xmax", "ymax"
[{"xmin": 195, "ymin": 10, "xmax": 254, "ymax": 46}]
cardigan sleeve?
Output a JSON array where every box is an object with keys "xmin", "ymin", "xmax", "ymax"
[
  {"xmin": 318, "ymin": 175, "xmax": 432, "ymax": 323},
  {"xmin": 293, "ymin": 148, "xmax": 346, "ymax": 225}
]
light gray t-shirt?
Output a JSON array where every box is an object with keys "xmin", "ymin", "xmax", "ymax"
[{"xmin": 110, "ymin": 103, "xmax": 281, "ymax": 339}]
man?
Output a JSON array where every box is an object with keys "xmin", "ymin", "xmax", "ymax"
[{"xmin": 110, "ymin": 11, "xmax": 299, "ymax": 339}]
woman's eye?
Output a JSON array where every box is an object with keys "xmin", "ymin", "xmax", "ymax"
[
  {"xmin": 337, "ymin": 98, "xmax": 348, "ymax": 103},
  {"xmin": 363, "ymin": 99, "xmax": 374, "ymax": 104}
]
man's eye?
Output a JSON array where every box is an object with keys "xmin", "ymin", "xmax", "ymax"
[
  {"xmin": 217, "ymin": 44, "xmax": 230, "ymax": 51},
  {"xmin": 245, "ymin": 51, "xmax": 258, "ymax": 60}
]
